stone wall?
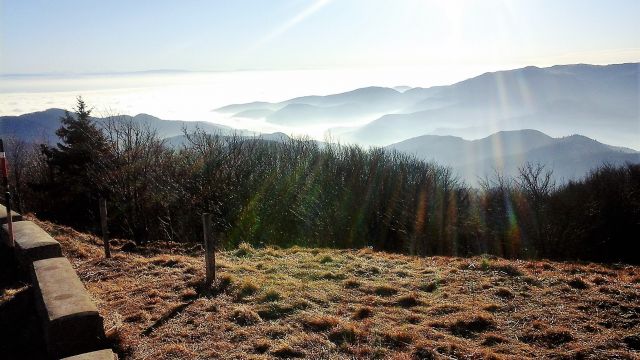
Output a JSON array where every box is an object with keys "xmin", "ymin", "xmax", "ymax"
[{"xmin": 1, "ymin": 207, "xmax": 116, "ymax": 360}]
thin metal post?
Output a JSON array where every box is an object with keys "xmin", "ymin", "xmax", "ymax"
[
  {"xmin": 0, "ymin": 139, "xmax": 14, "ymax": 247},
  {"xmin": 202, "ymin": 213, "xmax": 215, "ymax": 287},
  {"xmin": 99, "ymin": 198, "xmax": 111, "ymax": 258}
]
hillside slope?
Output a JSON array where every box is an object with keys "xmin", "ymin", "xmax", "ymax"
[{"xmin": 37, "ymin": 218, "xmax": 640, "ymax": 359}]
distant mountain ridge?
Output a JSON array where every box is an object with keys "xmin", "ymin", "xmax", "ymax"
[
  {"xmin": 214, "ymin": 63, "xmax": 639, "ymax": 149},
  {"xmin": 0, "ymin": 108, "xmax": 239, "ymax": 143},
  {"xmin": 355, "ymin": 63, "xmax": 638, "ymax": 147},
  {"xmin": 216, "ymin": 86, "xmax": 410, "ymax": 125},
  {"xmin": 0, "ymin": 108, "xmax": 301, "ymax": 152},
  {"xmin": 387, "ymin": 129, "xmax": 639, "ymax": 185},
  {"xmin": 0, "ymin": 108, "xmax": 66, "ymax": 144},
  {"xmin": 1, "ymin": 108, "xmax": 637, "ymax": 186}
]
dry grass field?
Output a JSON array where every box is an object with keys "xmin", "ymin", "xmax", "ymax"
[{"xmin": 35, "ymin": 218, "xmax": 640, "ymax": 359}]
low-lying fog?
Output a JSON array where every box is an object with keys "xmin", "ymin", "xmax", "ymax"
[{"xmin": 0, "ymin": 66, "xmax": 498, "ymax": 140}]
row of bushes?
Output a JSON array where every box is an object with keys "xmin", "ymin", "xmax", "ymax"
[{"xmin": 5, "ymin": 99, "xmax": 640, "ymax": 263}]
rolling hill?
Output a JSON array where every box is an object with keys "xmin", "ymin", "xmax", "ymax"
[
  {"xmin": 0, "ymin": 109, "xmax": 239, "ymax": 144},
  {"xmin": 0, "ymin": 108, "xmax": 67, "ymax": 144},
  {"xmin": 387, "ymin": 129, "xmax": 640, "ymax": 184}
]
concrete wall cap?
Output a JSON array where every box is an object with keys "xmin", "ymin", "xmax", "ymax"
[
  {"xmin": 32, "ymin": 257, "xmax": 99, "ymax": 321},
  {"xmin": 4, "ymin": 221, "xmax": 59, "ymax": 250},
  {"xmin": 0, "ymin": 205, "xmax": 22, "ymax": 223}
]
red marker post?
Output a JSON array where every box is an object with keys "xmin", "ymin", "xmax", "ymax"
[{"xmin": 0, "ymin": 139, "xmax": 15, "ymax": 247}]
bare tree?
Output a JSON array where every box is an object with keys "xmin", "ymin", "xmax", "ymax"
[
  {"xmin": 5, "ymin": 137, "xmax": 36, "ymax": 212},
  {"xmin": 516, "ymin": 162, "xmax": 555, "ymax": 257},
  {"xmin": 516, "ymin": 162, "xmax": 555, "ymax": 201}
]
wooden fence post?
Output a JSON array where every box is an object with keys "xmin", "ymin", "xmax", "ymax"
[
  {"xmin": 99, "ymin": 198, "xmax": 111, "ymax": 258},
  {"xmin": 202, "ymin": 213, "xmax": 215, "ymax": 288}
]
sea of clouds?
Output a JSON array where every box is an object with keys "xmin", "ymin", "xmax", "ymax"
[{"xmin": 0, "ymin": 67, "xmax": 486, "ymax": 140}]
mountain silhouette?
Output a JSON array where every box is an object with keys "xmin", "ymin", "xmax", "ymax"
[
  {"xmin": 0, "ymin": 109, "xmax": 237, "ymax": 143},
  {"xmin": 214, "ymin": 63, "xmax": 639, "ymax": 149},
  {"xmin": 387, "ymin": 129, "xmax": 639, "ymax": 185}
]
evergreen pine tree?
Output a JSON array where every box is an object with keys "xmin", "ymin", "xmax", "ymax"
[{"xmin": 42, "ymin": 97, "xmax": 111, "ymax": 227}]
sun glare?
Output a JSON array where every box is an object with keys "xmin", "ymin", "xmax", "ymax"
[{"xmin": 253, "ymin": 0, "xmax": 334, "ymax": 49}]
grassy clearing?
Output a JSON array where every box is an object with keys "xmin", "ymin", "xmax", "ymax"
[{"xmin": 35, "ymin": 218, "xmax": 640, "ymax": 359}]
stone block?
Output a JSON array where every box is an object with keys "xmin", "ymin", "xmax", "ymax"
[
  {"xmin": 2, "ymin": 221, "xmax": 62, "ymax": 264},
  {"xmin": 31, "ymin": 257, "xmax": 106, "ymax": 358},
  {"xmin": 0, "ymin": 205, "xmax": 22, "ymax": 224}
]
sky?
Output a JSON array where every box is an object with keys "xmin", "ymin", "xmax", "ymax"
[
  {"xmin": 0, "ymin": 0, "xmax": 638, "ymax": 147},
  {"xmin": 1, "ymin": 0, "xmax": 639, "ymax": 74}
]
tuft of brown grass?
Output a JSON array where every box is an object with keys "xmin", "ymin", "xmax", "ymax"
[
  {"xmin": 397, "ymin": 293, "xmax": 421, "ymax": 307},
  {"xmin": 418, "ymin": 281, "xmax": 439, "ymax": 293},
  {"xmin": 256, "ymin": 303, "xmax": 297, "ymax": 320},
  {"xmin": 237, "ymin": 278, "xmax": 259, "ymax": 299},
  {"xmin": 567, "ymin": 277, "xmax": 590, "ymax": 289},
  {"xmin": 373, "ymin": 284, "xmax": 399, "ymax": 296},
  {"xmin": 263, "ymin": 324, "xmax": 291, "ymax": 340},
  {"xmin": 180, "ymin": 288, "xmax": 198, "ymax": 300},
  {"xmin": 260, "ymin": 288, "xmax": 281, "ymax": 302},
  {"xmin": 231, "ymin": 307, "xmax": 262, "ymax": 326},
  {"xmin": 148, "ymin": 255, "xmax": 183, "ymax": 268},
  {"xmin": 216, "ymin": 274, "xmax": 235, "ymax": 292},
  {"xmin": 483, "ymin": 303, "xmax": 500, "ymax": 312},
  {"xmin": 494, "ymin": 287, "xmax": 515, "ymax": 299},
  {"xmin": 541, "ymin": 262, "xmax": 555, "ymax": 270},
  {"xmin": 352, "ymin": 306, "xmax": 373, "ymax": 320},
  {"xmin": 123, "ymin": 311, "xmax": 148, "ymax": 324},
  {"xmin": 302, "ymin": 314, "xmax": 339, "ymax": 331},
  {"xmin": 271, "ymin": 343, "xmax": 304, "ymax": 358},
  {"xmin": 444, "ymin": 313, "xmax": 496, "ymax": 337},
  {"xmin": 328, "ymin": 323, "xmax": 363, "ymax": 345},
  {"xmin": 521, "ymin": 326, "xmax": 574, "ymax": 348},
  {"xmin": 344, "ymin": 278, "xmax": 361, "ymax": 289},
  {"xmin": 490, "ymin": 263, "xmax": 523, "ymax": 277},
  {"xmin": 253, "ymin": 339, "xmax": 271, "ymax": 353},
  {"xmin": 429, "ymin": 304, "xmax": 462, "ymax": 316},
  {"xmin": 482, "ymin": 333, "xmax": 509, "ymax": 346},
  {"xmin": 154, "ymin": 344, "xmax": 194, "ymax": 358},
  {"xmin": 321, "ymin": 271, "xmax": 346, "ymax": 281},
  {"xmin": 412, "ymin": 342, "xmax": 439, "ymax": 359},
  {"xmin": 383, "ymin": 328, "xmax": 415, "ymax": 347},
  {"xmin": 235, "ymin": 242, "xmax": 255, "ymax": 257}
]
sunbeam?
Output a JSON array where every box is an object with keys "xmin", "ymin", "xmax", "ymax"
[{"xmin": 253, "ymin": 0, "xmax": 334, "ymax": 49}]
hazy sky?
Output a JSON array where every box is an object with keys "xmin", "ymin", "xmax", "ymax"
[{"xmin": 1, "ymin": 0, "xmax": 639, "ymax": 74}]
